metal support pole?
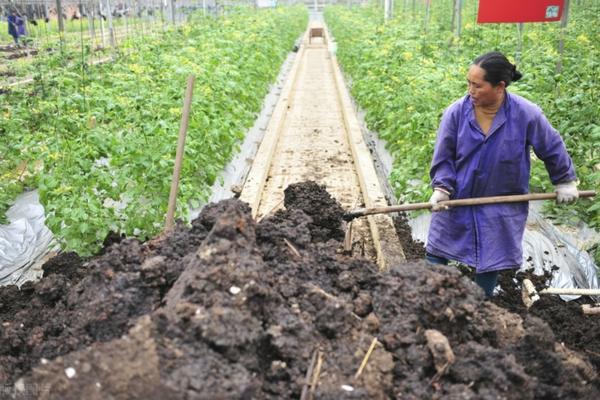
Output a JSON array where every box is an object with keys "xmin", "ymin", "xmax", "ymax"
[
  {"xmin": 99, "ymin": 1, "xmax": 105, "ymax": 47},
  {"xmin": 455, "ymin": 0, "xmax": 462, "ymax": 37},
  {"xmin": 384, "ymin": 0, "xmax": 390, "ymax": 22},
  {"xmin": 515, "ymin": 22, "xmax": 524, "ymax": 64},
  {"xmin": 106, "ymin": 0, "xmax": 116, "ymax": 48},
  {"xmin": 44, "ymin": 0, "xmax": 49, "ymax": 20},
  {"xmin": 86, "ymin": 4, "xmax": 95, "ymax": 46},
  {"xmin": 124, "ymin": 0, "xmax": 131, "ymax": 43},
  {"xmin": 56, "ymin": 0, "xmax": 64, "ymax": 34},
  {"xmin": 424, "ymin": 0, "xmax": 431, "ymax": 31},
  {"xmin": 450, "ymin": 0, "xmax": 456, "ymax": 32},
  {"xmin": 556, "ymin": 0, "xmax": 570, "ymax": 73}
]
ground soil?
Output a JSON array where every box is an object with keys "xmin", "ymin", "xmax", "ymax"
[
  {"xmin": 492, "ymin": 269, "xmax": 600, "ymax": 373},
  {"xmin": 3, "ymin": 49, "xmax": 38, "ymax": 60},
  {"xmin": 0, "ymin": 182, "xmax": 598, "ymax": 399},
  {"xmin": 393, "ymin": 213, "xmax": 426, "ymax": 261}
]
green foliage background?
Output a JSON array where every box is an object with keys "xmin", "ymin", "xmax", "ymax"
[{"xmin": 1, "ymin": 6, "xmax": 307, "ymax": 254}]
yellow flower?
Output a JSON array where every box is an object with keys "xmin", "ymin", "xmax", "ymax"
[
  {"xmin": 128, "ymin": 64, "xmax": 144, "ymax": 74},
  {"xmin": 403, "ymin": 51, "xmax": 413, "ymax": 61},
  {"xmin": 576, "ymin": 34, "xmax": 590, "ymax": 44},
  {"xmin": 201, "ymin": 85, "xmax": 213, "ymax": 97}
]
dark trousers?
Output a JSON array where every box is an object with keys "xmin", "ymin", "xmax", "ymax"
[{"xmin": 426, "ymin": 252, "xmax": 498, "ymax": 298}]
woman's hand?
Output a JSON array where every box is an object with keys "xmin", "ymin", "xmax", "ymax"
[
  {"xmin": 554, "ymin": 181, "xmax": 579, "ymax": 204},
  {"xmin": 429, "ymin": 188, "xmax": 450, "ymax": 211}
]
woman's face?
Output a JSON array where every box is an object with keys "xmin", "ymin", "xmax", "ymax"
[{"xmin": 467, "ymin": 65, "xmax": 505, "ymax": 107}]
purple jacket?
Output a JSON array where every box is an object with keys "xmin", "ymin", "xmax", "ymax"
[
  {"xmin": 7, "ymin": 15, "xmax": 18, "ymax": 37},
  {"xmin": 427, "ymin": 92, "xmax": 576, "ymax": 272},
  {"xmin": 16, "ymin": 16, "xmax": 25, "ymax": 36}
]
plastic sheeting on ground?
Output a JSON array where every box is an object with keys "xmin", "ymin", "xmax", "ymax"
[
  {"xmin": 409, "ymin": 205, "xmax": 600, "ymax": 301},
  {"xmin": 0, "ymin": 190, "xmax": 59, "ymax": 287}
]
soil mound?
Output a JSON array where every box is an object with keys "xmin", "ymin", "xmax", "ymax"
[
  {"xmin": 0, "ymin": 182, "xmax": 598, "ymax": 399},
  {"xmin": 493, "ymin": 270, "xmax": 600, "ymax": 373}
]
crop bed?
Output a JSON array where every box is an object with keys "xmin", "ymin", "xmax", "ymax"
[
  {"xmin": 0, "ymin": 6, "xmax": 308, "ymax": 255},
  {"xmin": 1, "ymin": 182, "xmax": 598, "ymax": 398}
]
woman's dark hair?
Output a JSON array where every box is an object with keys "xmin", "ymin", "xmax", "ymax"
[{"xmin": 473, "ymin": 51, "xmax": 522, "ymax": 87}]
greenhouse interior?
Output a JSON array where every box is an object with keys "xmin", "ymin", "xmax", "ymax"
[{"xmin": 1, "ymin": 0, "xmax": 600, "ymax": 398}]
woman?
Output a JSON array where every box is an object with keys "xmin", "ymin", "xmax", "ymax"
[
  {"xmin": 7, "ymin": 11, "xmax": 19, "ymax": 45},
  {"xmin": 426, "ymin": 51, "xmax": 578, "ymax": 298}
]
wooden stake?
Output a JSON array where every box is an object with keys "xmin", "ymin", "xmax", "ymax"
[
  {"xmin": 354, "ymin": 337, "xmax": 379, "ymax": 380},
  {"xmin": 165, "ymin": 75, "xmax": 195, "ymax": 232},
  {"xmin": 343, "ymin": 221, "xmax": 353, "ymax": 253}
]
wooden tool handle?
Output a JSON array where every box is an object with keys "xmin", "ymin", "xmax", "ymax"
[
  {"xmin": 540, "ymin": 287, "xmax": 600, "ymax": 296},
  {"xmin": 343, "ymin": 190, "xmax": 596, "ymax": 220}
]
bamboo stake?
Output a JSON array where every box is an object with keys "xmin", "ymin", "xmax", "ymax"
[
  {"xmin": 344, "ymin": 191, "xmax": 596, "ymax": 220},
  {"xmin": 165, "ymin": 75, "xmax": 195, "ymax": 231},
  {"xmin": 354, "ymin": 337, "xmax": 379, "ymax": 380}
]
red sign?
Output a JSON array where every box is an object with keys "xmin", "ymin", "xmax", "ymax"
[{"xmin": 477, "ymin": 0, "xmax": 565, "ymax": 23}]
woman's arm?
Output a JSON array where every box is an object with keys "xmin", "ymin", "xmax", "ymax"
[
  {"xmin": 527, "ymin": 108, "xmax": 576, "ymax": 185},
  {"xmin": 430, "ymin": 105, "xmax": 459, "ymax": 195}
]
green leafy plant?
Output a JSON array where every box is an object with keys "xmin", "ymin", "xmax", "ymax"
[{"xmin": 1, "ymin": 6, "xmax": 308, "ymax": 253}]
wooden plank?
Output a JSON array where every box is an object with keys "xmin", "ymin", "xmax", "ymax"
[
  {"xmin": 240, "ymin": 30, "xmax": 308, "ymax": 218},
  {"xmin": 327, "ymin": 25, "xmax": 406, "ymax": 269}
]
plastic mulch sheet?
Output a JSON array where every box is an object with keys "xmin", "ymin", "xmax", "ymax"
[{"xmin": 0, "ymin": 190, "xmax": 58, "ymax": 286}]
